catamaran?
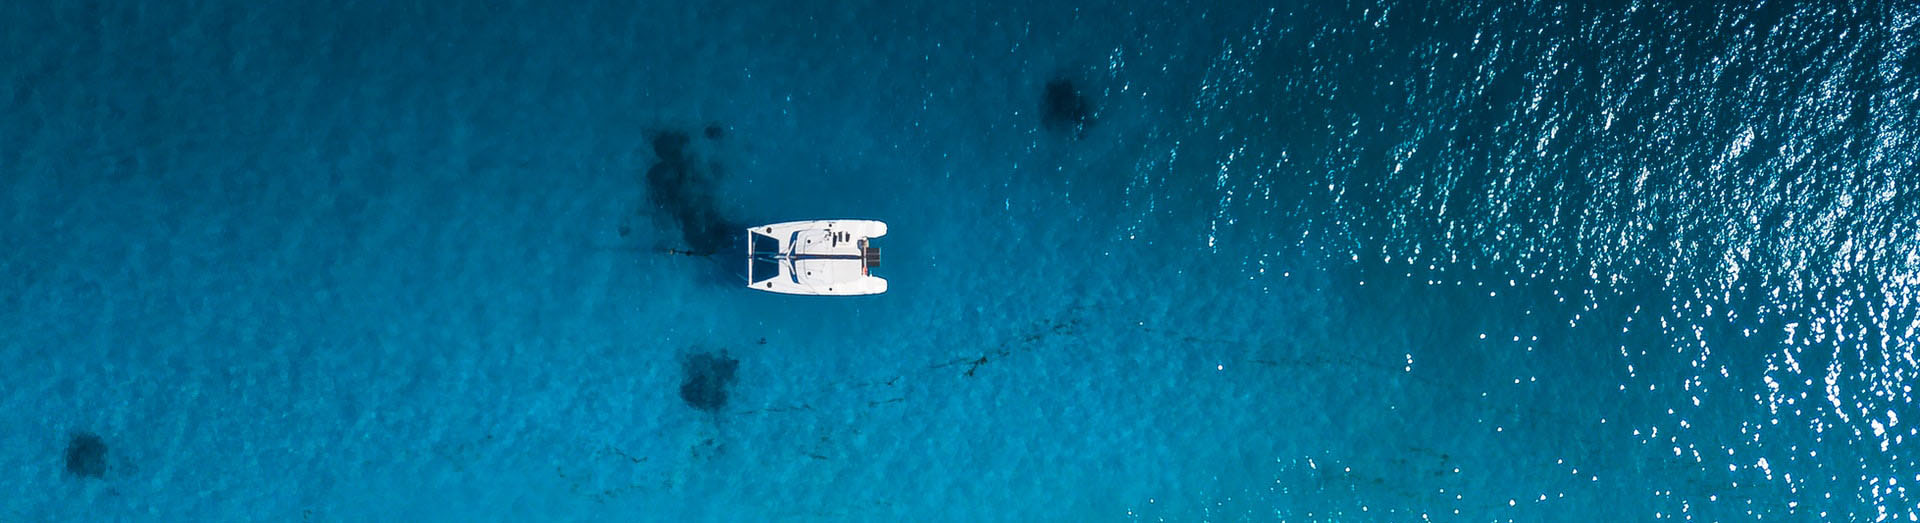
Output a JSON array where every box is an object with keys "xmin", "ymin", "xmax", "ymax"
[{"xmin": 746, "ymin": 220, "xmax": 886, "ymax": 295}]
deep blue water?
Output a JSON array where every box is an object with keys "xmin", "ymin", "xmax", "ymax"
[{"xmin": 4, "ymin": 1, "xmax": 1917, "ymax": 521}]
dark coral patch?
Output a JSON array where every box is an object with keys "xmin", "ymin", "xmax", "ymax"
[
  {"xmin": 679, "ymin": 352, "xmax": 741, "ymax": 414},
  {"xmin": 643, "ymin": 130, "xmax": 743, "ymax": 256},
  {"xmin": 65, "ymin": 432, "xmax": 108, "ymax": 478},
  {"xmin": 1040, "ymin": 78, "xmax": 1097, "ymax": 139}
]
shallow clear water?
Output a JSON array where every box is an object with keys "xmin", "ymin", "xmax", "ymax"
[{"xmin": 3, "ymin": 1, "xmax": 1916, "ymax": 521}]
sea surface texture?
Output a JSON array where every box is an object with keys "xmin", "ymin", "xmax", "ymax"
[{"xmin": 3, "ymin": 1, "xmax": 1916, "ymax": 521}]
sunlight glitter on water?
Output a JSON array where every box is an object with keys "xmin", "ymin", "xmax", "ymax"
[{"xmin": 1103, "ymin": 0, "xmax": 1920, "ymax": 518}]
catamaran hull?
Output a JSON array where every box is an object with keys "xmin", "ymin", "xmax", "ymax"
[{"xmin": 746, "ymin": 220, "xmax": 887, "ymax": 296}]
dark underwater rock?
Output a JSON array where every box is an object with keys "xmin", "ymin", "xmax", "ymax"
[
  {"xmin": 679, "ymin": 352, "xmax": 741, "ymax": 414},
  {"xmin": 1040, "ymin": 78, "xmax": 1096, "ymax": 139},
  {"xmin": 65, "ymin": 432, "xmax": 108, "ymax": 478},
  {"xmin": 643, "ymin": 129, "xmax": 744, "ymax": 256}
]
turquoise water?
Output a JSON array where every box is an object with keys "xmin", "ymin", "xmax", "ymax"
[{"xmin": 4, "ymin": 1, "xmax": 1917, "ymax": 520}]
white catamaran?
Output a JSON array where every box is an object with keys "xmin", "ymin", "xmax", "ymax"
[{"xmin": 746, "ymin": 220, "xmax": 886, "ymax": 295}]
